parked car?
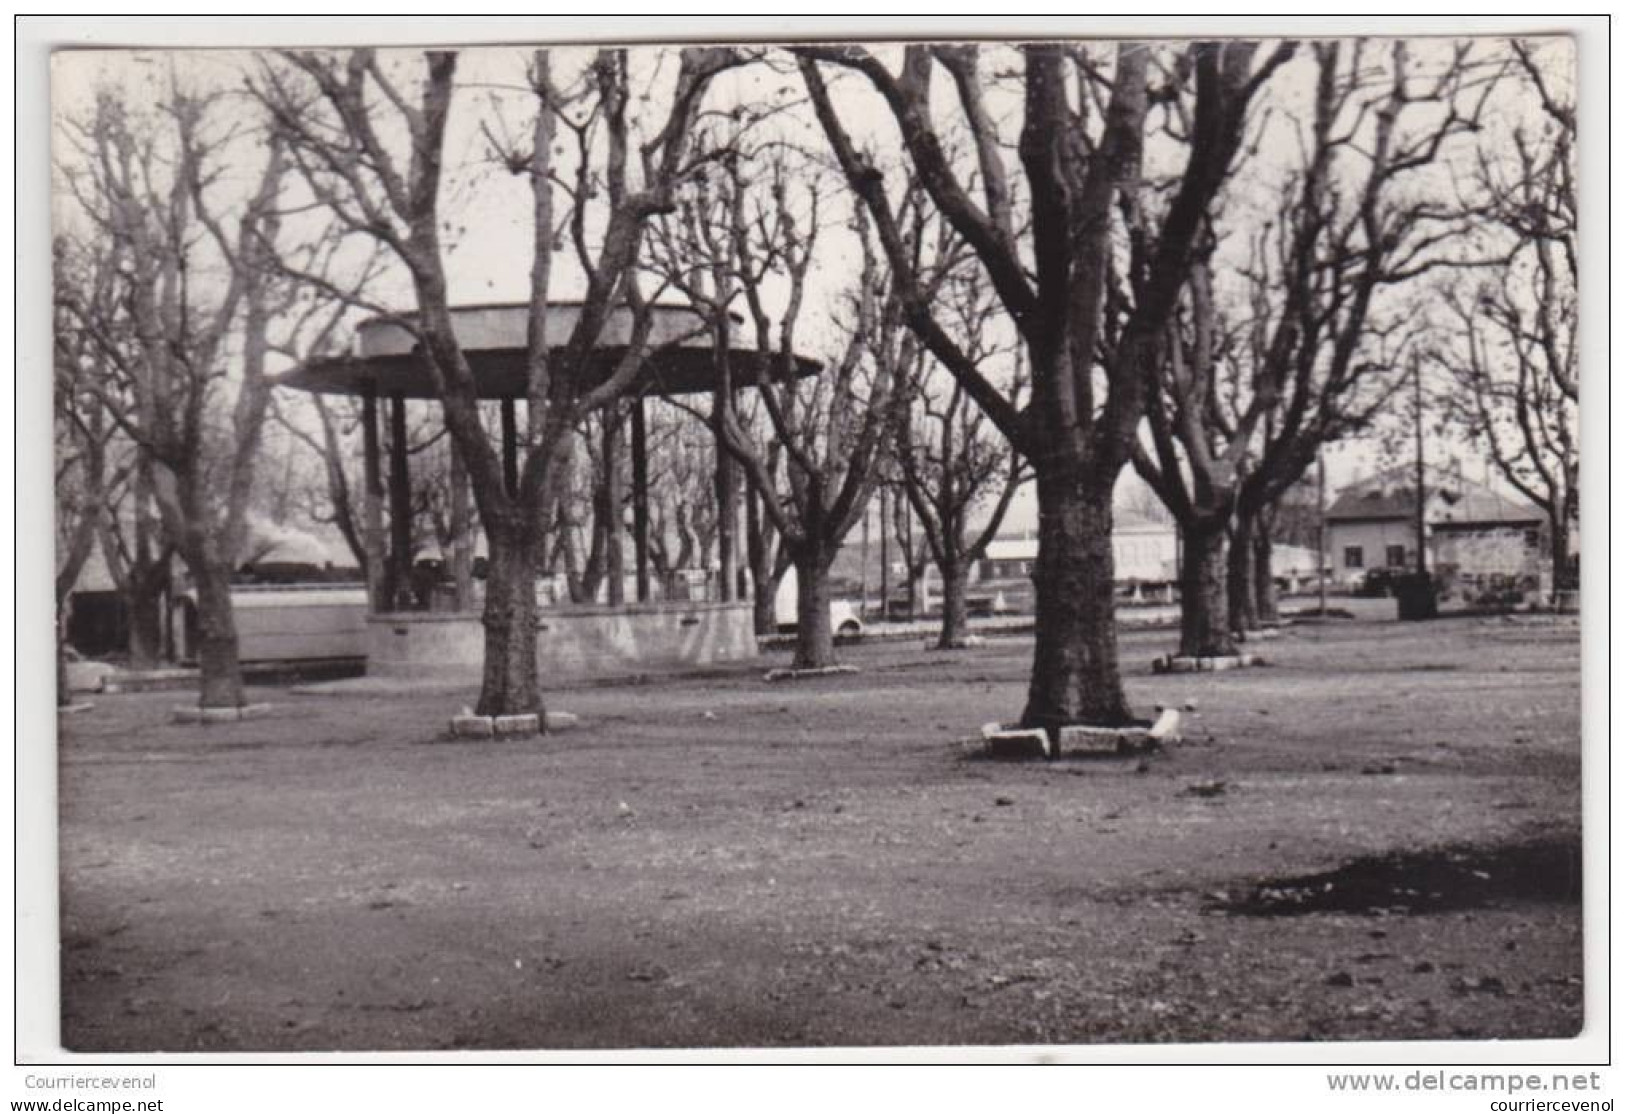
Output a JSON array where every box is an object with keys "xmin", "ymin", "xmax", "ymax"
[
  {"xmin": 1354, "ymin": 566, "xmax": 1407, "ymax": 598},
  {"xmin": 773, "ymin": 571, "xmax": 865, "ymax": 637}
]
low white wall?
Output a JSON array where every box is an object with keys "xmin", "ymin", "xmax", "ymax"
[{"xmin": 366, "ymin": 601, "xmax": 758, "ymax": 680}]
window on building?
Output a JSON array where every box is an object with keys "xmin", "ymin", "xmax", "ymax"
[
  {"xmin": 1386, "ymin": 544, "xmax": 1407, "ymax": 568},
  {"xmin": 1344, "ymin": 546, "xmax": 1364, "ymax": 570},
  {"xmin": 1524, "ymin": 528, "xmax": 1542, "ymax": 551}
]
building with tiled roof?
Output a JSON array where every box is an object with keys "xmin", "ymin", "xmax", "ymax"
[{"xmin": 1325, "ymin": 466, "xmax": 1546, "ymax": 589}]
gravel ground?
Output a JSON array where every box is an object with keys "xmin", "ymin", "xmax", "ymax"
[{"xmin": 57, "ymin": 614, "xmax": 1582, "ymax": 1052}]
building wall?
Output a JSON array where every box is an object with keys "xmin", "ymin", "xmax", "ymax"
[
  {"xmin": 1327, "ymin": 520, "xmax": 1541, "ymax": 587},
  {"xmin": 1434, "ymin": 527, "xmax": 1542, "ymax": 579},
  {"xmin": 1326, "ymin": 520, "xmax": 1418, "ymax": 585}
]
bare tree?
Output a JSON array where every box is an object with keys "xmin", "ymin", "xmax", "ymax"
[
  {"xmin": 1216, "ymin": 41, "xmax": 1500, "ymax": 634},
  {"xmin": 270, "ymin": 393, "xmax": 370, "ymax": 575},
  {"xmin": 798, "ymin": 41, "xmax": 1288, "ymax": 731},
  {"xmin": 733, "ymin": 203, "xmax": 899, "ymax": 666},
  {"xmin": 651, "ymin": 159, "xmax": 744, "ymax": 602},
  {"xmin": 53, "ymin": 236, "xmax": 129, "ymax": 697},
  {"xmin": 55, "ymin": 79, "xmax": 323, "ymax": 708},
  {"xmin": 545, "ymin": 430, "xmax": 593, "ymax": 603},
  {"xmin": 92, "ymin": 461, "xmax": 175, "ymax": 669},
  {"xmin": 54, "ymin": 400, "xmax": 111, "ymax": 691},
  {"xmin": 641, "ymin": 406, "xmax": 720, "ymax": 585},
  {"xmin": 272, "ymin": 389, "xmax": 478, "ymax": 608},
  {"xmin": 891, "ymin": 267, "xmax": 1028, "ymax": 648},
  {"xmin": 659, "ymin": 146, "xmax": 899, "ymax": 668},
  {"xmin": 58, "ymin": 318, "xmax": 174, "ymax": 674},
  {"xmin": 1132, "ymin": 242, "xmax": 1252, "ymax": 657},
  {"xmin": 260, "ymin": 47, "xmax": 741, "ymax": 720},
  {"xmin": 740, "ymin": 422, "xmax": 790, "ymax": 636},
  {"xmin": 884, "ymin": 487, "xmax": 930, "ymax": 622},
  {"xmin": 1436, "ymin": 39, "xmax": 1576, "ymax": 601}
]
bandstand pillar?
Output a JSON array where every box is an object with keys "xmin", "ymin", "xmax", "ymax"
[
  {"xmin": 632, "ymin": 394, "xmax": 651, "ymax": 603},
  {"xmin": 500, "ymin": 397, "xmax": 519, "ymax": 498},
  {"xmin": 448, "ymin": 430, "xmax": 474, "ymax": 610},
  {"xmin": 361, "ymin": 384, "xmax": 386, "ymax": 614},
  {"xmin": 388, "ymin": 392, "xmax": 413, "ymax": 610},
  {"xmin": 602, "ymin": 404, "xmax": 625, "ymax": 606}
]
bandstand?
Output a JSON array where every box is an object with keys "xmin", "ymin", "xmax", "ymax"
[{"xmin": 278, "ymin": 302, "xmax": 819, "ymax": 680}]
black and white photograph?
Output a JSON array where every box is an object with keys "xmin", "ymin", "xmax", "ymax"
[{"xmin": 16, "ymin": 13, "xmax": 1607, "ymax": 1105}]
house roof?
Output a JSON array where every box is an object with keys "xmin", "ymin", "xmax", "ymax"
[{"xmin": 1327, "ymin": 467, "xmax": 1543, "ymax": 527}]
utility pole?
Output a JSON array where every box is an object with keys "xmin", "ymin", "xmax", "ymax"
[
  {"xmin": 1318, "ymin": 449, "xmax": 1328, "ymax": 616},
  {"xmin": 878, "ymin": 484, "xmax": 890, "ymax": 624},
  {"xmin": 1412, "ymin": 351, "xmax": 1427, "ymax": 575},
  {"xmin": 901, "ymin": 496, "xmax": 918, "ymax": 617},
  {"xmin": 859, "ymin": 497, "xmax": 870, "ymax": 619}
]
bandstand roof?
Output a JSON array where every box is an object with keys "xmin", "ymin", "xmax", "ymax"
[{"xmin": 277, "ymin": 302, "xmax": 822, "ymax": 400}]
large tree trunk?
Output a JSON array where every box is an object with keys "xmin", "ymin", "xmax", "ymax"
[
  {"xmin": 1228, "ymin": 511, "xmax": 1260, "ymax": 637},
  {"xmin": 714, "ymin": 449, "xmax": 737, "ymax": 604},
  {"xmin": 745, "ymin": 485, "xmax": 777, "ymax": 637},
  {"xmin": 1548, "ymin": 512, "xmax": 1568, "ymax": 602},
  {"xmin": 893, "ymin": 499, "xmax": 924, "ymax": 619},
  {"xmin": 581, "ymin": 513, "xmax": 607, "ymax": 602},
  {"xmin": 116, "ymin": 476, "xmax": 171, "ymax": 669},
  {"xmin": 1177, "ymin": 518, "xmax": 1236, "ymax": 658},
  {"xmin": 56, "ymin": 605, "xmax": 73, "ymax": 708},
  {"xmin": 1252, "ymin": 528, "xmax": 1279, "ymax": 625},
  {"xmin": 581, "ymin": 415, "xmax": 616, "ymax": 604},
  {"xmin": 122, "ymin": 553, "xmax": 170, "ymax": 669},
  {"xmin": 125, "ymin": 580, "xmax": 165, "ymax": 671},
  {"xmin": 877, "ymin": 486, "xmax": 891, "ymax": 622},
  {"xmin": 905, "ymin": 561, "xmax": 926, "ymax": 620},
  {"xmin": 449, "ymin": 437, "xmax": 475, "ymax": 610},
  {"xmin": 192, "ymin": 559, "xmax": 245, "ymax": 709},
  {"xmin": 674, "ymin": 503, "xmax": 699, "ymax": 572},
  {"xmin": 362, "ymin": 390, "xmax": 387, "ymax": 612},
  {"xmin": 1020, "ymin": 476, "xmax": 1132, "ymax": 733},
  {"xmin": 752, "ymin": 569, "xmax": 781, "ymax": 638},
  {"xmin": 937, "ymin": 558, "xmax": 970, "ymax": 649},
  {"xmin": 1549, "ymin": 483, "xmax": 1577, "ymax": 604},
  {"xmin": 711, "ymin": 338, "xmax": 739, "ymax": 605},
  {"xmin": 476, "ymin": 527, "xmax": 543, "ymax": 720},
  {"xmin": 601, "ymin": 406, "xmax": 625, "ymax": 607},
  {"xmin": 791, "ymin": 546, "xmax": 836, "ymax": 670},
  {"xmin": 561, "ymin": 519, "xmax": 588, "ymax": 604},
  {"xmin": 57, "ymin": 500, "xmax": 101, "ymax": 707}
]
